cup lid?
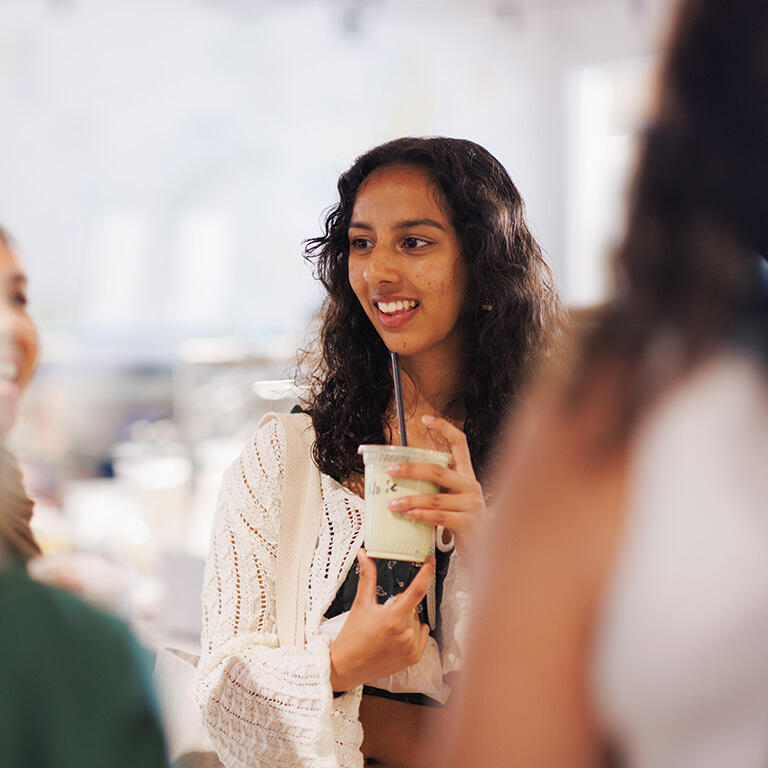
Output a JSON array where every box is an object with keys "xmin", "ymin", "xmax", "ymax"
[{"xmin": 358, "ymin": 443, "xmax": 452, "ymax": 467}]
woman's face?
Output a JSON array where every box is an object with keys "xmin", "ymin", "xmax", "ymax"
[
  {"xmin": 347, "ymin": 165, "xmax": 467, "ymax": 367},
  {"xmin": 0, "ymin": 241, "xmax": 38, "ymax": 436}
]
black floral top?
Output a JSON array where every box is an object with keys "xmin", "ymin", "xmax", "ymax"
[{"xmin": 324, "ymin": 548, "xmax": 452, "ymax": 707}]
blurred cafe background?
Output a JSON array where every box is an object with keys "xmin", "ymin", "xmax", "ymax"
[{"xmin": 0, "ymin": 0, "xmax": 675, "ymax": 648}]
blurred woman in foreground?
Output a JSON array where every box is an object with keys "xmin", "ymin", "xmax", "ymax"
[
  {"xmin": 0, "ymin": 226, "xmax": 168, "ymax": 768},
  {"xmin": 0, "ymin": 226, "xmax": 40, "ymax": 563},
  {"xmin": 445, "ymin": 1, "xmax": 768, "ymax": 766}
]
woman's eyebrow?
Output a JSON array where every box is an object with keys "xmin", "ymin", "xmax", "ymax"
[
  {"xmin": 394, "ymin": 218, "xmax": 445, "ymax": 231},
  {"xmin": 348, "ymin": 218, "xmax": 447, "ymax": 232}
]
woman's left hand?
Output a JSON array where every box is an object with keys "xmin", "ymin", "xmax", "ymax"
[{"xmin": 386, "ymin": 415, "xmax": 486, "ymax": 558}]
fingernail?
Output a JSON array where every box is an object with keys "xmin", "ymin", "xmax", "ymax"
[
  {"xmin": 388, "ymin": 498, "xmax": 404, "ymax": 509},
  {"xmin": 422, "ymin": 414, "xmax": 436, "ymax": 423},
  {"xmin": 386, "ymin": 464, "xmax": 401, "ymax": 473}
]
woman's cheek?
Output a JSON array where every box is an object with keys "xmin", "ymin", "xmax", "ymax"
[{"xmin": 18, "ymin": 317, "xmax": 39, "ymax": 389}]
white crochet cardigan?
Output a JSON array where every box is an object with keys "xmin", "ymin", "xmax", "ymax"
[{"xmin": 195, "ymin": 415, "xmax": 470, "ymax": 768}]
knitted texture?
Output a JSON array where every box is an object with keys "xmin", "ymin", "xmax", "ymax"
[{"xmin": 196, "ymin": 417, "xmax": 469, "ymax": 768}]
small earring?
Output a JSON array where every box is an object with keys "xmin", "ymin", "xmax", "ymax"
[{"xmin": 480, "ymin": 299, "xmax": 493, "ymax": 311}]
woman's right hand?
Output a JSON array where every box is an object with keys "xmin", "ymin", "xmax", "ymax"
[{"xmin": 329, "ymin": 549, "xmax": 435, "ymax": 692}]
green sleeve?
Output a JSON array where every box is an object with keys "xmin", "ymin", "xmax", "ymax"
[{"xmin": 0, "ymin": 566, "xmax": 169, "ymax": 768}]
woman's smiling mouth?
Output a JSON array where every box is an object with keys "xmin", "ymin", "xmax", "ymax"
[
  {"xmin": 373, "ymin": 298, "xmax": 420, "ymax": 328},
  {"xmin": 374, "ymin": 299, "xmax": 419, "ymax": 315}
]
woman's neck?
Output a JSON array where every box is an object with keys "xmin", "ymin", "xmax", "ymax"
[
  {"xmin": 390, "ymin": 354, "xmax": 466, "ymax": 452},
  {"xmin": 401, "ymin": 342, "xmax": 465, "ymax": 409},
  {"xmin": 400, "ymin": 371, "xmax": 457, "ymax": 421}
]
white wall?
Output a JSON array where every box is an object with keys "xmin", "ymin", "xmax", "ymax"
[{"xmin": 0, "ymin": 0, "xmax": 676, "ymax": 359}]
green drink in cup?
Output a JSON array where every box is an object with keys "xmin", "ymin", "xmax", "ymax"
[{"xmin": 358, "ymin": 444, "xmax": 452, "ymax": 562}]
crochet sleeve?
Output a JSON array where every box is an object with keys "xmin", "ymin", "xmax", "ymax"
[
  {"xmin": 195, "ymin": 418, "xmax": 339, "ymax": 768},
  {"xmin": 439, "ymin": 550, "xmax": 471, "ymax": 679}
]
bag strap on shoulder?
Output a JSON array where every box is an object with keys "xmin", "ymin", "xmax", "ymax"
[{"xmin": 258, "ymin": 411, "xmax": 322, "ymax": 648}]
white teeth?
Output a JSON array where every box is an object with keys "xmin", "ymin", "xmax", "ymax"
[{"xmin": 376, "ymin": 300, "xmax": 417, "ymax": 314}]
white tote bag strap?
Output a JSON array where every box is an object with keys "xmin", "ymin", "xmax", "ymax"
[{"xmin": 258, "ymin": 411, "xmax": 322, "ymax": 648}]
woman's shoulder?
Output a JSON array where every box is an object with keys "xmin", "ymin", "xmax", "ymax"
[
  {"xmin": 225, "ymin": 410, "xmax": 317, "ymax": 488},
  {"xmin": 0, "ymin": 566, "xmax": 166, "ymax": 765},
  {"xmin": 639, "ymin": 349, "xmax": 768, "ymax": 439},
  {"xmin": 0, "ymin": 565, "xmax": 149, "ymax": 672},
  {"xmin": 257, "ymin": 410, "xmax": 314, "ymax": 444},
  {"xmin": 629, "ymin": 349, "xmax": 768, "ymax": 511}
]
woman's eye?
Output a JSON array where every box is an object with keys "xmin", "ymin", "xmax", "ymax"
[
  {"xmin": 11, "ymin": 292, "xmax": 27, "ymax": 308},
  {"xmin": 350, "ymin": 237, "xmax": 372, "ymax": 250},
  {"xmin": 403, "ymin": 236, "xmax": 429, "ymax": 249}
]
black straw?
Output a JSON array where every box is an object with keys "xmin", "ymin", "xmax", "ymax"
[{"xmin": 390, "ymin": 352, "xmax": 407, "ymax": 446}]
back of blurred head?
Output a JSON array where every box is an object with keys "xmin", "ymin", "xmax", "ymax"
[
  {"xmin": 579, "ymin": 0, "xmax": 768, "ymax": 428},
  {"xmin": 651, "ymin": 0, "xmax": 768, "ymax": 257}
]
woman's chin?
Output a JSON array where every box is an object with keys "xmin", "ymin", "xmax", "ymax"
[{"xmin": 380, "ymin": 336, "xmax": 414, "ymax": 354}]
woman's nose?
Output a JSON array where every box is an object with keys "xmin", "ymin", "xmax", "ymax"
[{"xmin": 363, "ymin": 245, "xmax": 399, "ymax": 285}]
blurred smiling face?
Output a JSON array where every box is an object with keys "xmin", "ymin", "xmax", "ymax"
[
  {"xmin": 0, "ymin": 238, "xmax": 38, "ymax": 436},
  {"xmin": 347, "ymin": 164, "xmax": 467, "ymax": 364}
]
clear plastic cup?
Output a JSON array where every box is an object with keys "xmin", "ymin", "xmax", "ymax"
[{"xmin": 358, "ymin": 444, "xmax": 452, "ymax": 562}]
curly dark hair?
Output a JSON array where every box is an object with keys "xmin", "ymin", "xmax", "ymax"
[
  {"xmin": 573, "ymin": 0, "xmax": 768, "ymax": 435},
  {"xmin": 301, "ymin": 137, "xmax": 563, "ymax": 483}
]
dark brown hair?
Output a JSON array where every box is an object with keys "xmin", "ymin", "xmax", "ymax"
[{"xmin": 572, "ymin": 0, "xmax": 768, "ymax": 435}]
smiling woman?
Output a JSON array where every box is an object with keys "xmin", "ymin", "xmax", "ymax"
[
  {"xmin": 0, "ymin": 227, "xmax": 40, "ymax": 565},
  {"xmin": 0, "ymin": 228, "xmax": 38, "ymax": 439},
  {"xmin": 195, "ymin": 137, "xmax": 563, "ymax": 768},
  {"xmin": 0, "ymin": 227, "xmax": 167, "ymax": 768}
]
